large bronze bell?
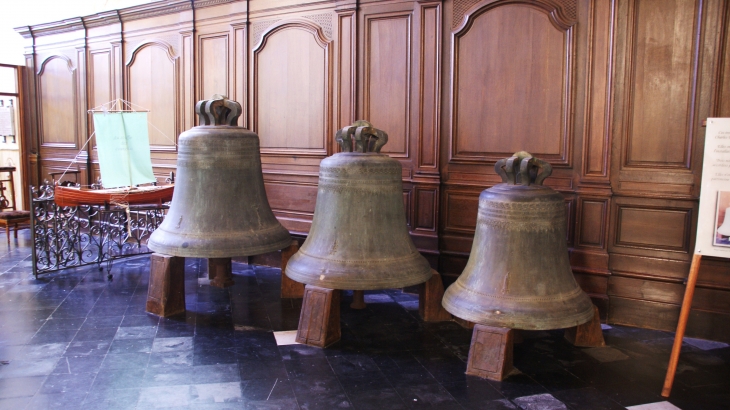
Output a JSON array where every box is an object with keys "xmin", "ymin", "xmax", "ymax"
[
  {"xmin": 285, "ymin": 121, "xmax": 432, "ymax": 290},
  {"xmin": 442, "ymin": 152, "xmax": 594, "ymax": 330},
  {"xmin": 148, "ymin": 96, "xmax": 291, "ymax": 258}
]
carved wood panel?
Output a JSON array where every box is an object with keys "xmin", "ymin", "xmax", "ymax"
[
  {"xmin": 38, "ymin": 56, "xmax": 77, "ymax": 147},
  {"xmin": 622, "ymin": 0, "xmax": 699, "ymax": 168},
  {"xmin": 363, "ymin": 12, "xmax": 411, "ymax": 157},
  {"xmin": 337, "ymin": 12, "xmax": 356, "ymax": 129},
  {"xmin": 576, "ymin": 197, "xmax": 608, "ymax": 248},
  {"xmin": 253, "ymin": 19, "xmax": 331, "ymax": 155},
  {"xmin": 89, "ymin": 51, "xmax": 112, "ymax": 111},
  {"xmin": 126, "ymin": 41, "xmax": 179, "ymax": 149},
  {"xmin": 608, "ymin": 196, "xmax": 697, "ymax": 262},
  {"xmin": 199, "ymin": 34, "xmax": 229, "ymax": 100},
  {"xmin": 449, "ymin": 0, "xmax": 576, "ymax": 166},
  {"xmin": 581, "ymin": 0, "xmax": 615, "ymax": 182},
  {"xmin": 415, "ymin": 2, "xmax": 441, "ymax": 171}
]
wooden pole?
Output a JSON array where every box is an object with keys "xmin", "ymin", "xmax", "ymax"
[{"xmin": 661, "ymin": 253, "xmax": 702, "ymax": 397}]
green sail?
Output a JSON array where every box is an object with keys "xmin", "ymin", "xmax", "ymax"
[{"xmin": 93, "ymin": 112, "xmax": 156, "ymax": 188}]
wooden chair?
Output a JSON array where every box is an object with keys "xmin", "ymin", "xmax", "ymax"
[{"xmin": 0, "ymin": 167, "xmax": 30, "ymax": 243}]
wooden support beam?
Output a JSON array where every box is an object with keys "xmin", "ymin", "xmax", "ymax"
[
  {"xmin": 350, "ymin": 290, "xmax": 366, "ymax": 309},
  {"xmin": 565, "ymin": 305, "xmax": 605, "ymax": 347},
  {"xmin": 466, "ymin": 325, "xmax": 515, "ymax": 381},
  {"xmin": 296, "ymin": 285, "xmax": 341, "ymax": 348},
  {"xmin": 281, "ymin": 240, "xmax": 305, "ymax": 298},
  {"xmin": 208, "ymin": 257, "xmax": 234, "ymax": 288},
  {"xmin": 419, "ymin": 270, "xmax": 452, "ymax": 322},
  {"xmin": 146, "ymin": 253, "xmax": 186, "ymax": 317}
]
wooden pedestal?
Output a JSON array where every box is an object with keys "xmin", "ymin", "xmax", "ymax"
[
  {"xmin": 208, "ymin": 257, "xmax": 234, "ymax": 288},
  {"xmin": 281, "ymin": 240, "xmax": 305, "ymax": 298},
  {"xmin": 296, "ymin": 285, "xmax": 341, "ymax": 347},
  {"xmin": 466, "ymin": 325, "xmax": 515, "ymax": 381},
  {"xmin": 350, "ymin": 290, "xmax": 366, "ymax": 309},
  {"xmin": 565, "ymin": 305, "xmax": 605, "ymax": 347},
  {"xmin": 419, "ymin": 270, "xmax": 452, "ymax": 322},
  {"xmin": 146, "ymin": 253, "xmax": 186, "ymax": 317}
]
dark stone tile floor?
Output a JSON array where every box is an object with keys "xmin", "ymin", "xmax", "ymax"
[{"xmin": 0, "ymin": 231, "xmax": 728, "ymax": 409}]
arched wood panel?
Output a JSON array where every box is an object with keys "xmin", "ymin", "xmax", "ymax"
[
  {"xmin": 126, "ymin": 41, "xmax": 179, "ymax": 149},
  {"xmin": 449, "ymin": 0, "xmax": 576, "ymax": 166},
  {"xmin": 38, "ymin": 56, "xmax": 77, "ymax": 147},
  {"xmin": 253, "ymin": 19, "xmax": 332, "ymax": 155}
]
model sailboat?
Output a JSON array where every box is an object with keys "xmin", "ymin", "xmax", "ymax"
[{"xmin": 54, "ymin": 101, "xmax": 174, "ymax": 207}]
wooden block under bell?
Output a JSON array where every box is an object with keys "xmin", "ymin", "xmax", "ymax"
[
  {"xmin": 296, "ymin": 285, "xmax": 341, "ymax": 347},
  {"xmin": 350, "ymin": 290, "xmax": 366, "ymax": 309},
  {"xmin": 146, "ymin": 253, "xmax": 186, "ymax": 317},
  {"xmin": 281, "ymin": 240, "xmax": 305, "ymax": 298},
  {"xmin": 419, "ymin": 270, "xmax": 452, "ymax": 322},
  {"xmin": 466, "ymin": 325, "xmax": 515, "ymax": 381},
  {"xmin": 208, "ymin": 257, "xmax": 234, "ymax": 288},
  {"xmin": 565, "ymin": 305, "xmax": 605, "ymax": 347}
]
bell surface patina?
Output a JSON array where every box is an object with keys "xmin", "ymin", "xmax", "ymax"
[
  {"xmin": 442, "ymin": 152, "xmax": 594, "ymax": 330},
  {"xmin": 148, "ymin": 96, "xmax": 291, "ymax": 258},
  {"xmin": 285, "ymin": 121, "xmax": 432, "ymax": 290}
]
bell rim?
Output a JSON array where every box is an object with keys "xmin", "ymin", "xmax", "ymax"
[
  {"xmin": 148, "ymin": 230, "xmax": 292, "ymax": 258},
  {"xmin": 442, "ymin": 279, "xmax": 595, "ymax": 330},
  {"xmin": 284, "ymin": 251, "xmax": 432, "ymax": 290}
]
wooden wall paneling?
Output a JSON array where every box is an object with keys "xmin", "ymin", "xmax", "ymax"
[
  {"xmin": 36, "ymin": 50, "xmax": 89, "ymax": 184},
  {"xmin": 336, "ymin": 8, "xmax": 356, "ymax": 129},
  {"xmin": 412, "ymin": 183, "xmax": 439, "ymax": 251},
  {"xmin": 37, "ymin": 55, "xmax": 78, "ymax": 148},
  {"xmin": 87, "ymin": 49, "xmax": 113, "ymax": 182},
  {"xmin": 125, "ymin": 40, "xmax": 180, "ymax": 148},
  {"xmin": 361, "ymin": 7, "xmax": 412, "ymax": 159},
  {"xmin": 413, "ymin": 0, "xmax": 441, "ymax": 174},
  {"xmin": 439, "ymin": 0, "xmax": 579, "ymax": 275},
  {"xmin": 718, "ymin": 1, "xmax": 730, "ymax": 117},
  {"xmin": 571, "ymin": 0, "xmax": 614, "ymax": 307},
  {"xmin": 85, "ymin": 16, "xmax": 125, "ymax": 184},
  {"xmin": 580, "ymin": 0, "xmax": 615, "ymax": 184},
  {"xmin": 252, "ymin": 18, "xmax": 333, "ymax": 156},
  {"xmin": 182, "ymin": 31, "xmax": 194, "ymax": 132},
  {"xmin": 125, "ymin": 38, "xmax": 182, "ymax": 182},
  {"xmin": 438, "ymin": 186, "xmax": 480, "ymax": 277},
  {"xmin": 264, "ymin": 175, "xmax": 319, "ymax": 235},
  {"xmin": 448, "ymin": 0, "xmax": 576, "ymax": 167},
  {"xmin": 607, "ymin": 293, "xmax": 730, "ymax": 343},
  {"xmin": 16, "ymin": 28, "xmax": 40, "ymax": 188},
  {"xmin": 412, "ymin": 0, "xmax": 442, "ymax": 254},
  {"xmin": 197, "ymin": 33, "xmax": 230, "ymax": 102},
  {"xmin": 606, "ymin": 0, "xmax": 729, "ymax": 337},
  {"xmin": 611, "ymin": 0, "xmax": 720, "ymax": 198},
  {"xmin": 113, "ymin": 42, "xmax": 123, "ymax": 106},
  {"xmin": 232, "ymin": 23, "xmax": 247, "ymax": 127}
]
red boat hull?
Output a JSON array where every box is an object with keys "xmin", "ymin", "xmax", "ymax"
[{"xmin": 54, "ymin": 185, "xmax": 174, "ymax": 207}]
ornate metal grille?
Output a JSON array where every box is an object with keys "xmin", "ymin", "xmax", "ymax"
[{"xmin": 30, "ymin": 183, "xmax": 168, "ymax": 278}]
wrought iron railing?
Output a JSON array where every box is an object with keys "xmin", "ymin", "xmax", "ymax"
[{"xmin": 30, "ymin": 183, "xmax": 168, "ymax": 278}]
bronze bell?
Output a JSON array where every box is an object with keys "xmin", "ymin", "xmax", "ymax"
[
  {"xmin": 284, "ymin": 121, "xmax": 432, "ymax": 290},
  {"xmin": 442, "ymin": 152, "xmax": 594, "ymax": 330},
  {"xmin": 148, "ymin": 96, "xmax": 291, "ymax": 258}
]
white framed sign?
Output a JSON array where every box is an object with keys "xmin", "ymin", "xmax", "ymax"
[{"xmin": 696, "ymin": 118, "xmax": 730, "ymax": 257}]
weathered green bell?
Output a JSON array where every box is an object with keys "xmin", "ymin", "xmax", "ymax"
[
  {"xmin": 148, "ymin": 96, "xmax": 291, "ymax": 258},
  {"xmin": 442, "ymin": 152, "xmax": 594, "ymax": 330},
  {"xmin": 284, "ymin": 121, "xmax": 432, "ymax": 290}
]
